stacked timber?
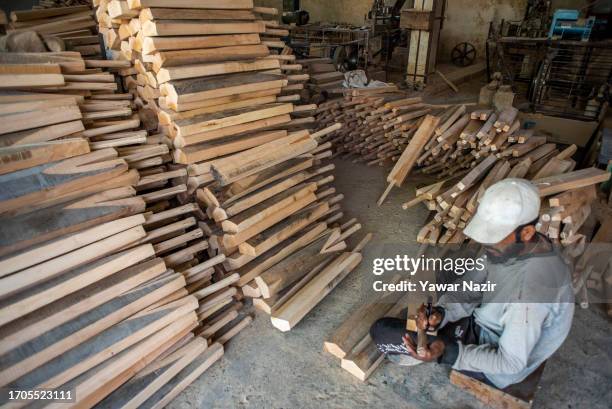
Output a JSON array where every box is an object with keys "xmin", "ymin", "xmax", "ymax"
[
  {"xmin": 92, "ymin": 1, "xmax": 366, "ymax": 332},
  {"xmin": 379, "ymin": 107, "xmax": 609, "ymax": 246},
  {"xmin": 324, "ymin": 290, "xmax": 409, "ymax": 381},
  {"xmin": 5, "ymin": 4, "xmax": 101, "ymax": 57},
  {"xmin": 297, "ymin": 57, "xmax": 344, "ymax": 101},
  {"xmin": 36, "ymin": 0, "xmax": 92, "ymax": 8},
  {"xmin": 0, "ymin": 52, "xmax": 250, "ymax": 407},
  {"xmin": 314, "ymin": 93, "xmax": 443, "ymax": 168}
]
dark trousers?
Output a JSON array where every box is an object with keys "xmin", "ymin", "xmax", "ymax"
[{"xmin": 369, "ymin": 313, "xmax": 493, "ymax": 385}]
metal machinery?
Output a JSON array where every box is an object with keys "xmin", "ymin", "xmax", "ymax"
[
  {"xmin": 365, "ymin": 0, "xmax": 408, "ymax": 71},
  {"xmin": 288, "ymin": 23, "xmax": 370, "ymax": 71},
  {"xmin": 488, "ymin": 3, "xmax": 611, "ymax": 121},
  {"xmin": 281, "ymin": 0, "xmax": 310, "ymax": 26},
  {"xmin": 548, "ymin": 9, "xmax": 595, "ymax": 41}
]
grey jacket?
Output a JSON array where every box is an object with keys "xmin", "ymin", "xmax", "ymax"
[{"xmin": 437, "ymin": 250, "xmax": 575, "ymax": 388}]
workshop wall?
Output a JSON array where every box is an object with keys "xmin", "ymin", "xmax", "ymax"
[
  {"xmin": 253, "ymin": 0, "xmax": 592, "ymax": 64},
  {"xmin": 438, "ymin": 0, "xmax": 527, "ymax": 63}
]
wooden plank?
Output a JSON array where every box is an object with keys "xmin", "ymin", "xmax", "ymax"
[
  {"xmin": 324, "ymin": 291, "xmax": 402, "ymax": 359},
  {"xmin": 157, "ymin": 59, "xmax": 280, "ymax": 83},
  {"xmin": 143, "ymin": 33, "xmax": 260, "ymax": 54},
  {"xmin": 389, "ymin": 114, "xmax": 440, "ymax": 186},
  {"xmin": 11, "ymin": 169, "xmax": 140, "ymax": 218},
  {"xmin": 222, "ymin": 158, "xmax": 314, "ymax": 204},
  {"xmin": 340, "ymin": 295, "xmax": 408, "ymax": 381},
  {"xmin": 10, "ymin": 6, "xmax": 90, "ymax": 22},
  {"xmin": 0, "ymin": 214, "xmax": 145, "ymax": 277},
  {"xmin": 533, "ymin": 168, "xmax": 610, "ymax": 196},
  {"xmin": 176, "ymin": 114, "xmax": 290, "ymax": 147},
  {"xmin": 0, "ymin": 190, "xmax": 143, "ymax": 257},
  {"xmin": 165, "ymin": 88, "xmax": 279, "ymax": 112},
  {"xmin": 140, "ymin": 8, "xmax": 255, "ymax": 22},
  {"xmin": 0, "ymin": 120, "xmax": 85, "ymax": 147},
  {"xmin": 94, "ymin": 337, "xmax": 208, "ymax": 409},
  {"xmin": 0, "ymin": 149, "xmax": 129, "ymax": 215},
  {"xmin": 0, "ymin": 269, "xmax": 181, "ymax": 387},
  {"xmin": 0, "ymin": 52, "xmax": 86, "ymax": 73},
  {"xmin": 0, "ymin": 226, "xmax": 146, "ymax": 302},
  {"xmin": 128, "ymin": 0, "xmax": 254, "ymax": 9},
  {"xmin": 152, "ymin": 44, "xmax": 270, "ymax": 70},
  {"xmin": 0, "ymin": 104, "xmax": 82, "ymax": 135},
  {"xmin": 173, "ymin": 103, "xmax": 293, "ymax": 137},
  {"xmin": 254, "ymin": 225, "xmax": 331, "ymax": 298},
  {"xmin": 137, "ymin": 342, "xmax": 224, "ymax": 409},
  {"xmin": 175, "ymin": 130, "xmax": 285, "ymax": 164},
  {"xmin": 46, "ymin": 311, "xmax": 197, "ymax": 408},
  {"xmin": 222, "ymin": 190, "xmax": 317, "ymax": 248},
  {"xmin": 450, "ymin": 369, "xmax": 536, "ymax": 409},
  {"xmin": 0, "ymin": 73, "xmax": 65, "ymax": 89},
  {"xmin": 143, "ymin": 20, "xmax": 265, "ymax": 36},
  {"xmin": 210, "ymin": 132, "xmax": 316, "ymax": 186},
  {"xmin": 224, "ymin": 165, "xmax": 329, "ymax": 217},
  {"xmin": 163, "ymin": 72, "xmax": 285, "ymax": 105},
  {"xmin": 0, "ymin": 139, "xmax": 90, "ymax": 175},
  {"xmin": 270, "ymin": 252, "xmax": 362, "ymax": 331},
  {"xmin": 239, "ymin": 201, "xmax": 329, "ymax": 258}
]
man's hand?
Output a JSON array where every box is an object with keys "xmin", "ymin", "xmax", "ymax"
[
  {"xmin": 416, "ymin": 303, "xmax": 443, "ymax": 331},
  {"xmin": 403, "ymin": 333, "xmax": 445, "ymax": 362}
]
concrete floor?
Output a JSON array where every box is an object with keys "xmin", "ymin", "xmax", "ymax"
[{"xmin": 169, "ymin": 159, "xmax": 612, "ymax": 409}]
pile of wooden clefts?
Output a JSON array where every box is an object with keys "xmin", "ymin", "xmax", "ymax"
[
  {"xmin": 92, "ymin": 0, "xmax": 370, "ymax": 335},
  {"xmin": 0, "ymin": 51, "xmax": 250, "ymax": 407},
  {"xmin": 4, "ymin": 4, "xmax": 102, "ymax": 58}
]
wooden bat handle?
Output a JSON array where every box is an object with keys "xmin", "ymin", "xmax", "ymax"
[{"xmin": 417, "ymin": 328, "xmax": 427, "ymax": 357}]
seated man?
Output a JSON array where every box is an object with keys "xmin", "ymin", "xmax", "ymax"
[{"xmin": 370, "ymin": 179, "xmax": 575, "ymax": 389}]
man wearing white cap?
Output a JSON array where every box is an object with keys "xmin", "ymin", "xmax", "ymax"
[{"xmin": 370, "ymin": 178, "xmax": 575, "ymax": 388}]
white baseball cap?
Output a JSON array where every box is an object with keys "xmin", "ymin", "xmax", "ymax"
[{"xmin": 463, "ymin": 178, "xmax": 541, "ymax": 244}]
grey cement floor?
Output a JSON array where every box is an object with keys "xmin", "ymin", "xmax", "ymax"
[{"xmin": 169, "ymin": 159, "xmax": 612, "ymax": 409}]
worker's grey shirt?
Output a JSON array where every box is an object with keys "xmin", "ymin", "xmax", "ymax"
[{"xmin": 437, "ymin": 249, "xmax": 575, "ymax": 389}]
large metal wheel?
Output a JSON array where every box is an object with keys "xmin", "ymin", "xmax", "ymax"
[{"xmin": 451, "ymin": 42, "xmax": 476, "ymax": 67}]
